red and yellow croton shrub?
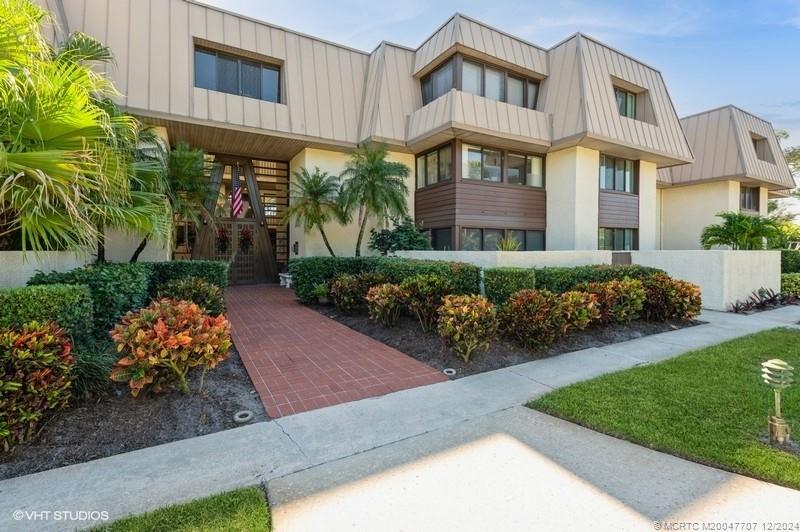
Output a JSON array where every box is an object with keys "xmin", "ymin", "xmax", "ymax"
[
  {"xmin": 559, "ymin": 290, "xmax": 601, "ymax": 332},
  {"xmin": 641, "ymin": 274, "xmax": 702, "ymax": 321},
  {"xmin": 366, "ymin": 283, "xmax": 405, "ymax": 327},
  {"xmin": 437, "ymin": 295, "xmax": 498, "ymax": 363},
  {"xmin": 578, "ymin": 278, "xmax": 646, "ymax": 324},
  {"xmin": 110, "ymin": 299, "xmax": 231, "ymax": 396},
  {"xmin": 1, "ymin": 321, "xmax": 74, "ymax": 451},
  {"xmin": 502, "ymin": 289, "xmax": 564, "ymax": 349}
]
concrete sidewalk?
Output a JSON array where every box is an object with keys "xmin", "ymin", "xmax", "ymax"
[{"xmin": 2, "ymin": 307, "xmax": 799, "ymax": 531}]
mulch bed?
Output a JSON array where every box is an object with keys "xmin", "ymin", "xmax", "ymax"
[
  {"xmin": 313, "ymin": 305, "xmax": 701, "ymax": 378},
  {"xmin": 0, "ymin": 348, "xmax": 267, "ymax": 481}
]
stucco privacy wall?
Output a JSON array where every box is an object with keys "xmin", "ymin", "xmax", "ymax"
[
  {"xmin": 288, "ymin": 148, "xmax": 415, "ymax": 258},
  {"xmin": 545, "ymin": 147, "xmax": 600, "ymax": 250},
  {"xmin": 659, "ymin": 180, "xmax": 739, "ymax": 250},
  {"xmin": 394, "ymin": 250, "xmax": 612, "ymax": 268},
  {"xmin": 631, "ymin": 250, "xmax": 780, "ymax": 311},
  {"xmin": 104, "ymin": 229, "xmax": 171, "ymax": 263},
  {"xmin": 0, "ymin": 252, "xmax": 89, "ymax": 288}
]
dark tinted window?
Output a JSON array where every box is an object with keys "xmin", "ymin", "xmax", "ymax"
[
  {"xmin": 525, "ymin": 230, "xmax": 545, "ymax": 251},
  {"xmin": 461, "ymin": 228, "xmax": 482, "ymax": 251},
  {"xmin": 194, "ymin": 48, "xmax": 281, "ymax": 103},
  {"xmin": 431, "ymin": 228, "xmax": 452, "ymax": 250},
  {"xmin": 240, "ymin": 61, "xmax": 261, "ymax": 99},
  {"xmin": 600, "ymin": 154, "xmax": 636, "ymax": 193},
  {"xmin": 262, "ymin": 66, "xmax": 280, "ymax": 103},
  {"xmin": 194, "ymin": 49, "xmax": 217, "ymax": 90},
  {"xmin": 217, "ymin": 54, "xmax": 239, "ymax": 94}
]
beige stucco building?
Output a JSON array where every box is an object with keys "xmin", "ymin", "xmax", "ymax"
[{"xmin": 34, "ymin": 1, "xmax": 796, "ymax": 282}]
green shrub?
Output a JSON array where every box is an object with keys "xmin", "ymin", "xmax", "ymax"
[
  {"xmin": 368, "ymin": 217, "xmax": 431, "ymax": 255},
  {"xmin": 437, "ymin": 295, "xmax": 498, "ymax": 362},
  {"xmin": 400, "ymin": 274, "xmax": 453, "ymax": 332},
  {"xmin": 366, "ymin": 283, "xmax": 405, "ymax": 327},
  {"xmin": 0, "ymin": 284, "xmax": 94, "ymax": 349},
  {"xmin": 288, "ymin": 257, "xmax": 384, "ymax": 304},
  {"xmin": 377, "ymin": 258, "xmax": 480, "ymax": 295},
  {"xmin": 560, "ymin": 291, "xmax": 601, "ymax": 332},
  {"xmin": 330, "ymin": 274, "xmax": 361, "ymax": 313},
  {"xmin": 29, "ymin": 263, "xmax": 151, "ymax": 339},
  {"xmin": 1, "ymin": 321, "xmax": 74, "ymax": 450},
  {"xmin": 535, "ymin": 264, "xmax": 664, "ymax": 293},
  {"xmin": 578, "ymin": 278, "xmax": 646, "ymax": 323},
  {"xmin": 312, "ymin": 283, "xmax": 330, "ymax": 302},
  {"xmin": 72, "ymin": 350, "xmax": 115, "ymax": 397},
  {"xmin": 501, "ymin": 289, "xmax": 564, "ymax": 349},
  {"xmin": 158, "ymin": 277, "xmax": 225, "ymax": 316},
  {"xmin": 641, "ymin": 274, "xmax": 703, "ymax": 321},
  {"xmin": 147, "ymin": 260, "xmax": 229, "ymax": 294},
  {"xmin": 782, "ymin": 273, "xmax": 800, "ymax": 296},
  {"xmin": 781, "ymin": 250, "xmax": 800, "ymax": 274},
  {"xmin": 483, "ymin": 267, "xmax": 536, "ymax": 306}
]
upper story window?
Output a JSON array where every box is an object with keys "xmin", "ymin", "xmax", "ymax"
[
  {"xmin": 614, "ymin": 87, "xmax": 636, "ymax": 119},
  {"xmin": 751, "ymin": 133, "xmax": 776, "ymax": 163},
  {"xmin": 194, "ymin": 47, "xmax": 280, "ymax": 103},
  {"xmin": 421, "ymin": 54, "xmax": 540, "ymax": 110},
  {"xmin": 416, "ymin": 143, "xmax": 453, "ymax": 188},
  {"xmin": 462, "ymin": 143, "xmax": 544, "ymax": 187},
  {"xmin": 740, "ymin": 186, "xmax": 760, "ymax": 212},
  {"xmin": 599, "ymin": 154, "xmax": 637, "ymax": 194}
]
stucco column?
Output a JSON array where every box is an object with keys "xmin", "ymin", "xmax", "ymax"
[
  {"xmin": 545, "ymin": 146, "xmax": 600, "ymax": 250},
  {"xmin": 638, "ymin": 161, "xmax": 657, "ymax": 250}
]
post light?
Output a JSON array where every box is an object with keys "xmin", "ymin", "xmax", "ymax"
[{"xmin": 761, "ymin": 358, "xmax": 794, "ymax": 444}]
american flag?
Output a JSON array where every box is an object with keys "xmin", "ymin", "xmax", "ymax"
[{"xmin": 231, "ymin": 164, "xmax": 243, "ymax": 218}]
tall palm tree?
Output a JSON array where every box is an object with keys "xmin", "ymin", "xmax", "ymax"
[
  {"xmin": 283, "ymin": 167, "xmax": 343, "ymax": 257},
  {"xmin": 0, "ymin": 0, "xmax": 168, "ymax": 254},
  {"xmin": 701, "ymin": 211, "xmax": 780, "ymax": 250},
  {"xmin": 339, "ymin": 144, "xmax": 410, "ymax": 256}
]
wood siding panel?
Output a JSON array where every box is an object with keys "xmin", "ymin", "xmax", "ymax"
[
  {"xmin": 415, "ymin": 183, "xmax": 457, "ymax": 228},
  {"xmin": 598, "ymin": 191, "xmax": 639, "ymax": 228},
  {"xmin": 456, "ymin": 181, "xmax": 546, "ymax": 230}
]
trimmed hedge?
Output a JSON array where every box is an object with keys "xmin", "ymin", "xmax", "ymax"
[
  {"xmin": 483, "ymin": 267, "xmax": 536, "ymax": 306},
  {"xmin": 29, "ymin": 263, "xmax": 151, "ymax": 339},
  {"xmin": 147, "ymin": 260, "xmax": 230, "ymax": 294},
  {"xmin": 781, "ymin": 250, "xmax": 800, "ymax": 274},
  {"xmin": 534, "ymin": 264, "xmax": 665, "ymax": 293},
  {"xmin": 0, "ymin": 284, "xmax": 94, "ymax": 349},
  {"xmin": 288, "ymin": 257, "xmax": 480, "ymax": 304},
  {"xmin": 781, "ymin": 273, "xmax": 800, "ymax": 296}
]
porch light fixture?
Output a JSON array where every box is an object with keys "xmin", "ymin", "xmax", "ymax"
[{"xmin": 761, "ymin": 358, "xmax": 794, "ymax": 444}]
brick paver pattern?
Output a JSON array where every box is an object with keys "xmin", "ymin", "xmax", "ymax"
[{"xmin": 226, "ymin": 285, "xmax": 447, "ymax": 418}]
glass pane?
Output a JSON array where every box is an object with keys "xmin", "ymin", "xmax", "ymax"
[
  {"xmin": 603, "ymin": 156, "xmax": 615, "ymax": 189},
  {"xmin": 624, "ymin": 160, "xmax": 634, "ymax": 192},
  {"xmin": 262, "ymin": 66, "xmax": 279, "ymax": 103},
  {"xmin": 624, "ymin": 229, "xmax": 633, "ymax": 251},
  {"xmin": 526, "ymin": 230, "xmax": 545, "ymax": 251},
  {"xmin": 527, "ymin": 81, "xmax": 539, "ymax": 109},
  {"xmin": 426, "ymin": 151, "xmax": 439, "ymax": 185},
  {"xmin": 626, "ymin": 92, "xmax": 636, "ymax": 119},
  {"xmin": 507, "ymin": 153, "xmax": 526, "ymax": 185},
  {"xmin": 194, "ymin": 49, "xmax": 216, "ymax": 90},
  {"xmin": 482, "ymin": 149, "xmax": 502, "ymax": 182},
  {"xmin": 217, "ymin": 54, "xmax": 239, "ymax": 94},
  {"xmin": 464, "ymin": 145, "xmax": 482, "ymax": 180},
  {"xmin": 507, "ymin": 77, "xmax": 524, "ymax": 107},
  {"xmin": 483, "ymin": 229, "xmax": 504, "ymax": 251},
  {"xmin": 598, "ymin": 228, "xmax": 605, "ymax": 250},
  {"xmin": 240, "ymin": 61, "xmax": 261, "ymax": 99},
  {"xmin": 438, "ymin": 145, "xmax": 452, "ymax": 181},
  {"xmin": 508, "ymin": 230, "xmax": 525, "ymax": 250},
  {"xmin": 614, "ymin": 159, "xmax": 625, "ymax": 191},
  {"xmin": 462, "ymin": 61, "xmax": 482, "ymax": 96},
  {"xmin": 461, "ymin": 228, "xmax": 481, "ymax": 251},
  {"xmin": 421, "ymin": 76, "xmax": 433, "ymax": 105},
  {"xmin": 432, "ymin": 59, "xmax": 453, "ymax": 101},
  {"xmin": 613, "ymin": 228, "xmax": 624, "ymax": 251},
  {"xmin": 528, "ymin": 156, "xmax": 543, "ymax": 187},
  {"xmin": 615, "ymin": 88, "xmax": 626, "ymax": 116},
  {"xmin": 432, "ymin": 228, "xmax": 452, "ymax": 250},
  {"xmin": 485, "ymin": 67, "xmax": 503, "ymax": 101},
  {"xmin": 416, "ymin": 156, "xmax": 425, "ymax": 188}
]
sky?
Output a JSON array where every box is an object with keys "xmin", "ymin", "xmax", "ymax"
[{"xmin": 199, "ymin": 0, "xmax": 800, "ymax": 144}]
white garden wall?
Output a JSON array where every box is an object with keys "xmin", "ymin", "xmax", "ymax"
[
  {"xmin": 630, "ymin": 250, "xmax": 780, "ymax": 311},
  {"xmin": 0, "ymin": 251, "xmax": 89, "ymax": 288},
  {"xmin": 394, "ymin": 250, "xmax": 612, "ymax": 268}
]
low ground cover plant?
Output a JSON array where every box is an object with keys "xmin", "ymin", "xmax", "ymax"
[
  {"xmin": 483, "ymin": 267, "xmax": 536, "ymax": 306},
  {"xmin": 1, "ymin": 322, "xmax": 74, "ymax": 451},
  {"xmin": 400, "ymin": 274, "xmax": 453, "ymax": 332},
  {"xmin": 110, "ymin": 299, "xmax": 232, "ymax": 396},
  {"xmin": 158, "ymin": 276, "xmax": 225, "ymax": 316},
  {"xmin": 437, "ymin": 295, "xmax": 498, "ymax": 362},
  {"xmin": 366, "ymin": 283, "xmax": 405, "ymax": 327}
]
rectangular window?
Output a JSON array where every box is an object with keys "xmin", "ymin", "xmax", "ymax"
[
  {"xmin": 421, "ymin": 58, "xmax": 454, "ymax": 105},
  {"xmin": 482, "ymin": 149, "xmax": 503, "ymax": 182},
  {"xmin": 460, "ymin": 228, "xmax": 545, "ymax": 251},
  {"xmin": 463, "ymin": 144, "xmax": 544, "ymax": 186},
  {"xmin": 483, "ymin": 229, "xmax": 504, "ymax": 250},
  {"xmin": 740, "ymin": 186, "xmax": 760, "ymax": 212},
  {"xmin": 464, "ymin": 145, "xmax": 483, "ymax": 180},
  {"xmin": 599, "ymin": 154, "xmax": 637, "ymax": 194},
  {"xmin": 614, "ymin": 87, "xmax": 636, "ymax": 119},
  {"xmin": 484, "ymin": 67, "xmax": 504, "ymax": 102},
  {"xmin": 507, "ymin": 153, "xmax": 544, "ymax": 187},
  {"xmin": 598, "ymin": 228, "xmax": 636, "ymax": 251},
  {"xmin": 527, "ymin": 80, "xmax": 540, "ymax": 110},
  {"xmin": 416, "ymin": 143, "xmax": 454, "ymax": 188},
  {"xmin": 507, "ymin": 229, "xmax": 525, "ymax": 250},
  {"xmin": 507, "ymin": 76, "xmax": 524, "ymax": 107},
  {"xmin": 426, "ymin": 151, "xmax": 439, "ymax": 186},
  {"xmin": 194, "ymin": 47, "xmax": 281, "ymax": 103},
  {"xmin": 751, "ymin": 133, "xmax": 775, "ymax": 163},
  {"xmin": 452, "ymin": 56, "xmax": 539, "ymax": 110},
  {"xmin": 461, "ymin": 228, "xmax": 482, "ymax": 251},
  {"xmin": 525, "ymin": 230, "xmax": 545, "ymax": 251},
  {"xmin": 430, "ymin": 228, "xmax": 452, "ymax": 250},
  {"xmin": 462, "ymin": 61, "xmax": 483, "ymax": 96},
  {"xmin": 438, "ymin": 145, "xmax": 453, "ymax": 181},
  {"xmin": 416, "ymin": 156, "xmax": 425, "ymax": 189}
]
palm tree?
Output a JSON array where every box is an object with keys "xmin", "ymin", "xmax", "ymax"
[
  {"xmin": 0, "ymin": 0, "xmax": 168, "ymax": 254},
  {"xmin": 700, "ymin": 211, "xmax": 780, "ymax": 250},
  {"xmin": 339, "ymin": 144, "xmax": 410, "ymax": 256},
  {"xmin": 283, "ymin": 167, "xmax": 343, "ymax": 257}
]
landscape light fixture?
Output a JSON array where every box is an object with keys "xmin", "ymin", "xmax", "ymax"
[{"xmin": 761, "ymin": 358, "xmax": 794, "ymax": 444}]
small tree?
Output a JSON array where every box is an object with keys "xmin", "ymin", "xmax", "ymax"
[
  {"xmin": 283, "ymin": 167, "xmax": 344, "ymax": 257},
  {"xmin": 368, "ymin": 217, "xmax": 431, "ymax": 255},
  {"xmin": 339, "ymin": 144, "xmax": 410, "ymax": 256},
  {"xmin": 700, "ymin": 211, "xmax": 779, "ymax": 250}
]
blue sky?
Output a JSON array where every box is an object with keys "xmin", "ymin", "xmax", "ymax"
[{"xmin": 201, "ymin": 0, "xmax": 800, "ymax": 145}]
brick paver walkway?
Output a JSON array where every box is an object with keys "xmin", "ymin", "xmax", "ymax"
[{"xmin": 226, "ymin": 285, "xmax": 447, "ymax": 418}]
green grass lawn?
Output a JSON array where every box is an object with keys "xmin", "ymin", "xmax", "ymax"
[
  {"xmin": 529, "ymin": 328, "xmax": 800, "ymax": 489},
  {"xmin": 94, "ymin": 487, "xmax": 270, "ymax": 532}
]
